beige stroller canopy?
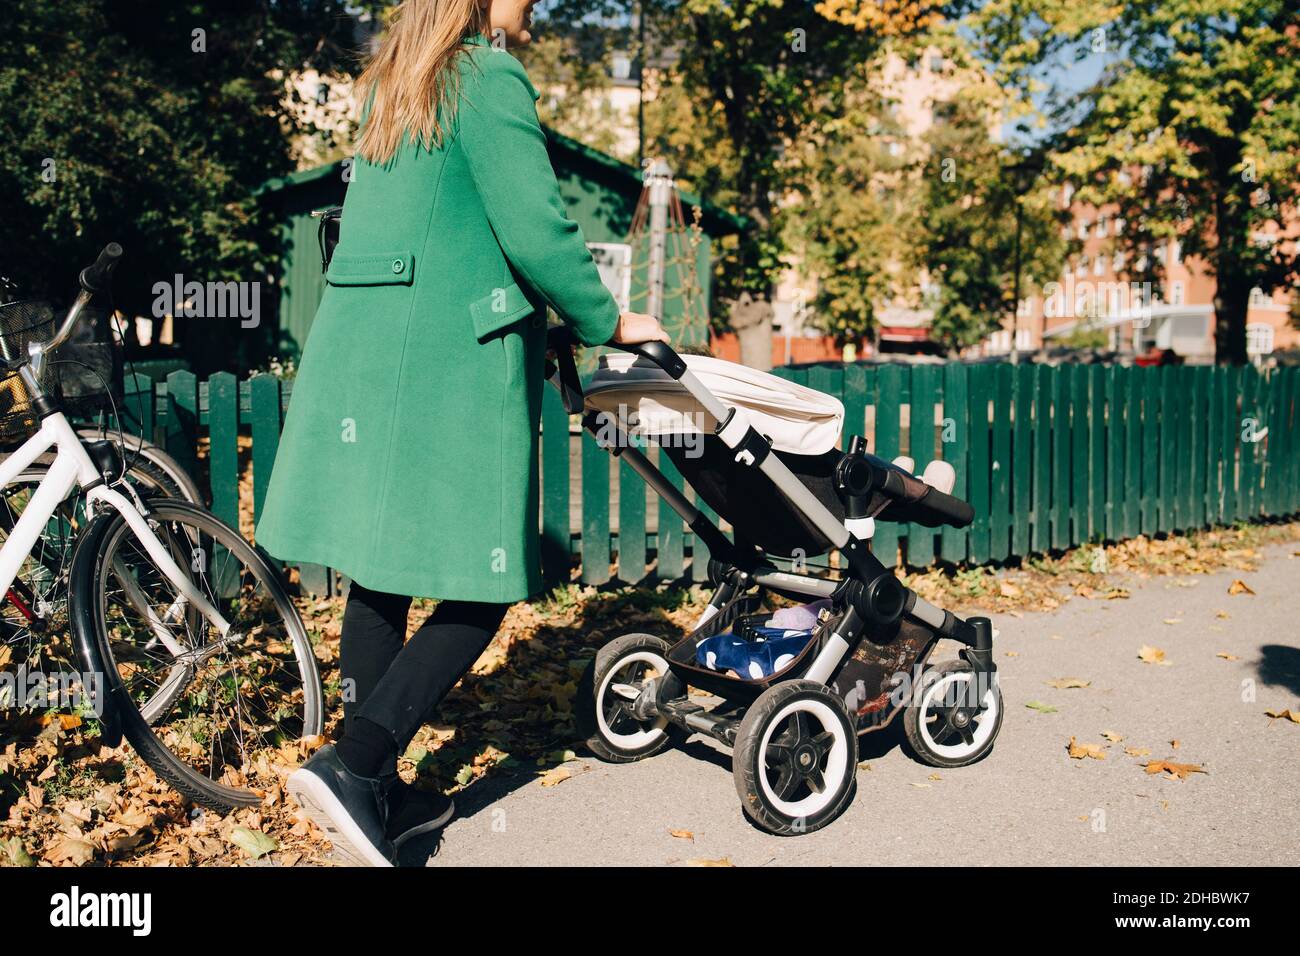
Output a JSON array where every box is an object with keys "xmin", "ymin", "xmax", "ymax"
[{"xmin": 586, "ymin": 353, "xmax": 845, "ymax": 457}]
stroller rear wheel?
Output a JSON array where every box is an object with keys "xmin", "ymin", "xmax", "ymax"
[
  {"xmin": 732, "ymin": 681, "xmax": 857, "ymax": 836},
  {"xmin": 903, "ymin": 660, "xmax": 1003, "ymax": 768},
  {"xmin": 578, "ymin": 633, "xmax": 685, "ymax": 763}
]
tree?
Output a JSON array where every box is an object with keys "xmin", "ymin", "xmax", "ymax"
[
  {"xmin": 913, "ymin": 83, "xmax": 1068, "ymax": 351},
  {"xmin": 784, "ymin": 64, "xmax": 916, "ymax": 346},
  {"xmin": 970, "ymin": 0, "xmax": 1300, "ymax": 364},
  {"xmin": 0, "ymin": 0, "xmax": 356, "ymax": 368}
]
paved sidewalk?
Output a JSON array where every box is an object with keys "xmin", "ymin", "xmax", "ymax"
[{"xmin": 413, "ymin": 542, "xmax": 1300, "ymax": 867}]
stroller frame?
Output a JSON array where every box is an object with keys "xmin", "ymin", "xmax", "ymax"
[{"xmin": 551, "ymin": 331, "xmax": 1001, "ymax": 834}]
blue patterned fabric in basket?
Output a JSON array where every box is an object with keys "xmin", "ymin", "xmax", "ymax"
[{"xmin": 695, "ymin": 625, "xmax": 816, "ymax": 680}]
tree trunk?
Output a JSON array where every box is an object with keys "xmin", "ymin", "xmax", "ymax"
[
  {"xmin": 729, "ymin": 292, "xmax": 774, "ymax": 370},
  {"xmin": 1213, "ymin": 271, "xmax": 1251, "ymax": 366}
]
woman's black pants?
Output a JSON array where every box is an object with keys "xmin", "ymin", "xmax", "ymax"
[{"xmin": 337, "ymin": 583, "xmax": 509, "ymax": 776}]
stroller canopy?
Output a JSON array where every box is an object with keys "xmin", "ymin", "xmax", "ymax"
[{"xmin": 586, "ymin": 353, "xmax": 845, "ymax": 456}]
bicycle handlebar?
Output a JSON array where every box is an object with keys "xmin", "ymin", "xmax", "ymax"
[
  {"xmin": 27, "ymin": 242, "xmax": 126, "ymax": 365},
  {"xmin": 79, "ymin": 242, "xmax": 124, "ymax": 294}
]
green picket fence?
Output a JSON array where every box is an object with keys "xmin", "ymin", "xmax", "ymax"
[{"xmin": 119, "ymin": 363, "xmax": 1300, "ymax": 595}]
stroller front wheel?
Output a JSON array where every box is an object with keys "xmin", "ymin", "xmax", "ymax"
[
  {"xmin": 903, "ymin": 660, "xmax": 1003, "ymax": 768},
  {"xmin": 732, "ymin": 681, "xmax": 858, "ymax": 836},
  {"xmin": 577, "ymin": 634, "xmax": 685, "ymax": 763}
]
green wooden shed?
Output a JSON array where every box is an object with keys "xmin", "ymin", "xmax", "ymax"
[{"xmin": 257, "ymin": 129, "xmax": 746, "ymax": 359}]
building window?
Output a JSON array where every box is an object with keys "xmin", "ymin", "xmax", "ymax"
[
  {"xmin": 1170, "ymin": 240, "xmax": 1181, "ymax": 265},
  {"xmin": 1246, "ymin": 323, "xmax": 1274, "ymax": 355},
  {"xmin": 1168, "ymin": 280, "xmax": 1185, "ymax": 305},
  {"xmin": 1094, "ymin": 255, "xmax": 1106, "ymax": 276},
  {"xmin": 1095, "ymin": 214, "xmax": 1108, "ymax": 237},
  {"xmin": 1062, "ymin": 183, "xmax": 1075, "ymax": 206},
  {"xmin": 1114, "ymin": 216, "xmax": 1125, "ymax": 234},
  {"xmin": 1078, "ymin": 220, "xmax": 1090, "ymax": 240},
  {"xmin": 929, "ymin": 54, "xmax": 945, "ymax": 72},
  {"xmin": 1112, "ymin": 250, "xmax": 1125, "ymax": 273},
  {"xmin": 1016, "ymin": 328, "xmax": 1033, "ymax": 350},
  {"xmin": 1077, "ymin": 255, "xmax": 1089, "ymax": 276},
  {"xmin": 1249, "ymin": 287, "xmax": 1269, "ymax": 307}
]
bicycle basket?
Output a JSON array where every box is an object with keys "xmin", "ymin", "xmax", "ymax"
[{"xmin": 0, "ymin": 298, "xmax": 57, "ymax": 445}]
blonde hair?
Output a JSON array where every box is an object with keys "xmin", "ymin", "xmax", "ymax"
[{"xmin": 354, "ymin": 0, "xmax": 487, "ymax": 165}]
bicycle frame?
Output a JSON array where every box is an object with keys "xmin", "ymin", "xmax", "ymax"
[{"xmin": 0, "ymin": 409, "xmax": 231, "ymax": 640}]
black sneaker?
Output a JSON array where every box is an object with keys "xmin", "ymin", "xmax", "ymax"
[
  {"xmin": 287, "ymin": 744, "xmax": 395, "ymax": 867},
  {"xmin": 385, "ymin": 781, "xmax": 455, "ymax": 847}
]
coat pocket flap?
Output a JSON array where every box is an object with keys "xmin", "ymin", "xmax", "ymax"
[
  {"xmin": 470, "ymin": 282, "xmax": 536, "ymax": 340},
  {"xmin": 326, "ymin": 251, "xmax": 415, "ymax": 286}
]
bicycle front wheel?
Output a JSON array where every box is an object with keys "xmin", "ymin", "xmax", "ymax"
[{"xmin": 69, "ymin": 498, "xmax": 322, "ymax": 809}]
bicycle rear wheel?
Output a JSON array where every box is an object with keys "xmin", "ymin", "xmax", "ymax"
[{"xmin": 69, "ymin": 498, "xmax": 322, "ymax": 809}]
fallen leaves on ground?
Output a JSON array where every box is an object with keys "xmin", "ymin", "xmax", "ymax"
[
  {"xmin": 1046, "ymin": 678, "xmax": 1091, "ymax": 689},
  {"xmin": 1067, "ymin": 737, "xmax": 1106, "ymax": 760},
  {"xmin": 1227, "ymin": 579, "xmax": 1256, "ymax": 596},
  {"xmin": 1101, "ymin": 730, "xmax": 1124, "ymax": 743},
  {"xmin": 1216, "ymin": 652, "xmax": 1240, "ymax": 661},
  {"xmin": 668, "ymin": 829, "xmax": 694, "ymax": 841},
  {"xmin": 1265, "ymin": 708, "xmax": 1300, "ymax": 724},
  {"xmin": 1143, "ymin": 760, "xmax": 1206, "ymax": 780},
  {"xmin": 687, "ymin": 857, "xmax": 734, "ymax": 867},
  {"xmin": 1025, "ymin": 700, "xmax": 1058, "ymax": 713},
  {"xmin": 1138, "ymin": 646, "xmax": 1170, "ymax": 666},
  {"xmin": 1124, "ymin": 746, "xmax": 1152, "ymax": 757}
]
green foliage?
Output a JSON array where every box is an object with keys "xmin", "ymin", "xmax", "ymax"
[
  {"xmin": 0, "ymin": 0, "xmax": 356, "ymax": 343},
  {"xmin": 969, "ymin": 0, "xmax": 1300, "ymax": 364},
  {"xmin": 784, "ymin": 66, "xmax": 915, "ymax": 342},
  {"xmin": 914, "ymin": 83, "xmax": 1068, "ymax": 349}
]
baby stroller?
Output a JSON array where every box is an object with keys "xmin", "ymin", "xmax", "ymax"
[{"xmin": 549, "ymin": 330, "xmax": 1003, "ymax": 836}]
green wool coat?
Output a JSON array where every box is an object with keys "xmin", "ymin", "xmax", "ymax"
[{"xmin": 255, "ymin": 35, "xmax": 619, "ymax": 602}]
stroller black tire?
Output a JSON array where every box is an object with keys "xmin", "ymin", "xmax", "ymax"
[
  {"xmin": 577, "ymin": 633, "xmax": 684, "ymax": 763},
  {"xmin": 902, "ymin": 660, "xmax": 1003, "ymax": 768},
  {"xmin": 732, "ymin": 680, "xmax": 857, "ymax": 836}
]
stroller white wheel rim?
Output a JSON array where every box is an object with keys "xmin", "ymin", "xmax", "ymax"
[
  {"xmin": 595, "ymin": 650, "xmax": 670, "ymax": 750},
  {"xmin": 756, "ymin": 698, "xmax": 850, "ymax": 819},
  {"xmin": 918, "ymin": 671, "xmax": 999, "ymax": 759}
]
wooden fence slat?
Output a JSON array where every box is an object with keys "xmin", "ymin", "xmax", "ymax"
[
  {"xmin": 1033, "ymin": 364, "xmax": 1052, "ymax": 552},
  {"xmin": 1241, "ymin": 366, "xmax": 1262, "ymax": 519},
  {"xmin": 617, "ymin": 437, "xmax": 648, "ymax": 583},
  {"xmin": 207, "ymin": 372, "xmax": 239, "ymax": 530},
  {"xmin": 967, "ymin": 364, "xmax": 993, "ymax": 564},
  {"xmin": 580, "ymin": 433, "xmax": 610, "ymax": 585},
  {"xmin": 842, "ymin": 364, "xmax": 869, "ymax": 448},
  {"xmin": 1104, "ymin": 365, "xmax": 1121, "ymax": 541},
  {"xmin": 1122, "ymin": 366, "xmax": 1141, "ymax": 538},
  {"xmin": 248, "ymin": 374, "xmax": 281, "ymax": 528},
  {"xmin": 873, "ymin": 364, "xmax": 903, "ymax": 566},
  {"xmin": 657, "ymin": 447, "xmax": 686, "ymax": 580},
  {"xmin": 1089, "ymin": 365, "xmax": 1105, "ymax": 541},
  {"xmin": 1051, "ymin": 364, "xmax": 1071, "ymax": 550},
  {"xmin": 163, "ymin": 370, "xmax": 202, "ymax": 498},
  {"xmin": 1012, "ymin": 364, "xmax": 1033, "ymax": 556},
  {"xmin": 1158, "ymin": 366, "xmax": 1177, "ymax": 533},
  {"xmin": 907, "ymin": 363, "xmax": 939, "ymax": 567},
  {"xmin": 940, "ymin": 363, "xmax": 969, "ymax": 563},
  {"xmin": 989, "ymin": 364, "xmax": 1013, "ymax": 562},
  {"xmin": 1189, "ymin": 365, "xmax": 1206, "ymax": 529},
  {"xmin": 1071, "ymin": 365, "xmax": 1090, "ymax": 545}
]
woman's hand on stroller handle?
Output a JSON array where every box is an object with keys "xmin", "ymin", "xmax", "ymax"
[{"xmin": 611, "ymin": 311, "xmax": 669, "ymax": 346}]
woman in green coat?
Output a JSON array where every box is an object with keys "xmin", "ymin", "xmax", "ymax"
[{"xmin": 265, "ymin": 0, "xmax": 667, "ymax": 865}]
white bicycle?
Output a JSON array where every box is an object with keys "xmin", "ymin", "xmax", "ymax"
[{"xmin": 0, "ymin": 244, "xmax": 322, "ymax": 809}]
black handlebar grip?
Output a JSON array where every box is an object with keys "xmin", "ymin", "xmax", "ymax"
[
  {"xmin": 79, "ymin": 242, "xmax": 124, "ymax": 293},
  {"xmin": 919, "ymin": 487, "xmax": 975, "ymax": 528},
  {"xmin": 611, "ymin": 340, "xmax": 687, "ymax": 379}
]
